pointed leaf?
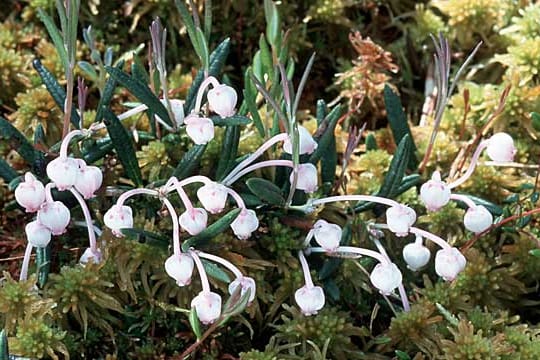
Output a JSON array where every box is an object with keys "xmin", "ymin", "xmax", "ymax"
[
  {"xmin": 0, "ymin": 159, "xmax": 17, "ymax": 183},
  {"xmin": 216, "ymin": 125, "xmax": 240, "ymax": 180},
  {"xmin": 452, "ymin": 193, "xmax": 503, "ymax": 216},
  {"xmin": 37, "ymin": 8, "xmax": 68, "ymax": 72},
  {"xmin": 202, "ymin": 259, "xmax": 231, "ymax": 283},
  {"xmin": 0, "ymin": 117, "xmax": 44, "ymax": 171},
  {"xmin": 189, "ymin": 308, "xmax": 203, "ymax": 340},
  {"xmin": 172, "ymin": 144, "xmax": 207, "ymax": 179},
  {"xmin": 36, "ymin": 245, "xmax": 51, "ymax": 288},
  {"xmin": 210, "ymin": 115, "xmax": 251, "ymax": 127},
  {"xmin": 195, "ymin": 27, "xmax": 210, "ymax": 71},
  {"xmin": 309, "ymin": 105, "xmax": 342, "ymax": 164},
  {"xmin": 0, "ymin": 329, "xmax": 8, "ymax": 360},
  {"xmin": 246, "ymin": 178, "xmax": 285, "ymax": 206},
  {"xmin": 95, "ymin": 61, "xmax": 124, "ymax": 123},
  {"xmin": 365, "ymin": 133, "xmax": 378, "ymax": 151},
  {"xmin": 182, "ymin": 208, "xmax": 241, "ymax": 251}
]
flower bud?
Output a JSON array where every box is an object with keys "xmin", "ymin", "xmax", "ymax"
[
  {"xmin": 292, "ymin": 163, "xmax": 318, "ymax": 193},
  {"xmin": 25, "ymin": 220, "xmax": 52, "ymax": 248},
  {"xmin": 37, "ymin": 201, "xmax": 71, "ymax": 235},
  {"xmin": 165, "ymin": 253, "xmax": 195, "ymax": 286},
  {"xmin": 184, "ymin": 114, "xmax": 215, "ymax": 145},
  {"xmin": 312, "ymin": 219, "xmax": 342, "ymax": 252},
  {"xmin": 179, "ymin": 208, "xmax": 208, "ymax": 235},
  {"xmin": 228, "ymin": 276, "xmax": 256, "ymax": 303},
  {"xmin": 196, "ymin": 182, "xmax": 229, "ymax": 214},
  {"xmin": 386, "ymin": 205, "xmax": 416, "ymax": 236},
  {"xmin": 294, "ymin": 285, "xmax": 325, "ymax": 316},
  {"xmin": 207, "ymin": 84, "xmax": 238, "ymax": 118},
  {"xmin": 79, "ymin": 248, "xmax": 103, "ymax": 264},
  {"xmin": 463, "ymin": 205, "xmax": 493, "ymax": 234},
  {"xmin": 74, "ymin": 160, "xmax": 103, "ymax": 199},
  {"xmin": 15, "ymin": 172, "xmax": 46, "ymax": 212},
  {"xmin": 230, "ymin": 209, "xmax": 259, "ymax": 240},
  {"xmin": 104, "ymin": 205, "xmax": 133, "ymax": 236},
  {"xmin": 283, "ymin": 125, "xmax": 318, "ymax": 155},
  {"xmin": 420, "ymin": 171, "xmax": 451, "ymax": 211},
  {"xmin": 369, "ymin": 262, "xmax": 402, "ymax": 295},
  {"xmin": 160, "ymin": 99, "xmax": 185, "ymax": 126},
  {"xmin": 435, "ymin": 247, "xmax": 466, "ymax": 281},
  {"xmin": 46, "ymin": 157, "xmax": 79, "ymax": 190},
  {"xmin": 402, "ymin": 241, "xmax": 431, "ymax": 271},
  {"xmin": 486, "ymin": 132, "xmax": 516, "ymax": 163},
  {"xmin": 191, "ymin": 291, "xmax": 222, "ymax": 324}
]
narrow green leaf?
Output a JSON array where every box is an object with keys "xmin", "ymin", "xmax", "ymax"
[
  {"xmin": 82, "ymin": 140, "xmax": 114, "ymax": 164},
  {"xmin": 105, "ymin": 66, "xmax": 172, "ymax": 127},
  {"xmin": 175, "ymin": 0, "xmax": 199, "ymax": 54},
  {"xmin": 0, "ymin": 159, "xmax": 17, "ymax": 182},
  {"xmin": 529, "ymin": 249, "xmax": 540, "ymax": 258},
  {"xmin": 216, "ymin": 126, "xmax": 240, "ymax": 180},
  {"xmin": 131, "ymin": 58, "xmax": 149, "ymax": 84},
  {"xmin": 221, "ymin": 285, "xmax": 251, "ymax": 321},
  {"xmin": 78, "ymin": 61, "xmax": 98, "ymax": 81},
  {"xmin": 384, "ymin": 85, "xmax": 417, "ymax": 169},
  {"xmin": 264, "ymin": 0, "xmax": 280, "ymax": 47},
  {"xmin": 0, "ymin": 329, "xmax": 8, "ymax": 360},
  {"xmin": 211, "ymin": 115, "xmax": 251, "ymax": 127},
  {"xmin": 121, "ymin": 228, "xmax": 170, "ymax": 248},
  {"xmin": 204, "ymin": 0, "xmax": 212, "ymax": 41},
  {"xmin": 309, "ymin": 105, "xmax": 342, "ymax": 164},
  {"xmin": 189, "ymin": 308, "xmax": 203, "ymax": 340},
  {"xmin": 316, "ymin": 99, "xmax": 327, "ymax": 126},
  {"xmin": 33, "ymin": 59, "xmax": 80, "ymax": 128},
  {"xmin": 0, "ymin": 117, "xmax": 41, "ymax": 166},
  {"xmin": 246, "ymin": 178, "xmax": 285, "ymax": 206},
  {"xmin": 395, "ymin": 173, "xmax": 421, "ymax": 194},
  {"xmin": 36, "ymin": 245, "xmax": 51, "ymax": 288},
  {"xmin": 378, "ymin": 134, "xmax": 411, "ymax": 197},
  {"xmin": 195, "ymin": 27, "xmax": 210, "ymax": 71},
  {"xmin": 395, "ymin": 350, "xmax": 412, "ymax": 360},
  {"xmin": 320, "ymin": 135, "xmax": 337, "ymax": 195},
  {"xmin": 37, "ymin": 8, "xmax": 68, "ymax": 71},
  {"xmin": 172, "ymin": 144, "xmax": 207, "ymax": 179},
  {"xmin": 182, "ymin": 208, "xmax": 241, "ymax": 251},
  {"xmin": 365, "ymin": 133, "xmax": 378, "ymax": 151},
  {"xmin": 531, "ymin": 112, "xmax": 540, "ymax": 132},
  {"xmin": 95, "ymin": 61, "xmax": 123, "ymax": 123},
  {"xmin": 202, "ymin": 259, "xmax": 231, "ymax": 283},
  {"xmin": 436, "ymin": 303, "xmax": 459, "ymax": 326},
  {"xmin": 243, "ymin": 68, "xmax": 265, "ymax": 137},
  {"xmin": 103, "ymin": 109, "xmax": 143, "ymax": 186},
  {"xmin": 452, "ymin": 193, "xmax": 503, "ymax": 216},
  {"xmin": 258, "ymin": 34, "xmax": 273, "ymax": 78},
  {"xmin": 34, "ymin": 124, "xmax": 46, "ymax": 145}
]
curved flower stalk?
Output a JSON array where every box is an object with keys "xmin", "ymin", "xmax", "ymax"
[
  {"xmin": 295, "ymin": 250, "xmax": 325, "ymax": 316},
  {"xmin": 189, "ymin": 250, "xmax": 223, "ymax": 324}
]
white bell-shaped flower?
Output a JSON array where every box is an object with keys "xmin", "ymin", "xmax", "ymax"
[
  {"xmin": 386, "ymin": 204, "xmax": 416, "ymax": 236},
  {"xmin": 37, "ymin": 201, "xmax": 71, "ymax": 235},
  {"xmin": 179, "ymin": 208, "xmax": 208, "ymax": 235},
  {"xmin": 196, "ymin": 182, "xmax": 229, "ymax": 214},
  {"xmin": 165, "ymin": 253, "xmax": 195, "ymax": 286},
  {"xmin": 207, "ymin": 84, "xmax": 238, "ymax": 118},
  {"xmin": 230, "ymin": 209, "xmax": 259, "ymax": 240},
  {"xmin": 104, "ymin": 205, "xmax": 133, "ymax": 236},
  {"xmin": 486, "ymin": 132, "xmax": 516, "ymax": 163},
  {"xmin": 25, "ymin": 220, "xmax": 52, "ymax": 248},
  {"xmin": 74, "ymin": 159, "xmax": 103, "ymax": 199},
  {"xmin": 294, "ymin": 285, "xmax": 325, "ymax": 316},
  {"xmin": 228, "ymin": 276, "xmax": 256, "ymax": 303},
  {"xmin": 46, "ymin": 157, "xmax": 79, "ymax": 190},
  {"xmin": 435, "ymin": 247, "xmax": 466, "ymax": 281},
  {"xmin": 15, "ymin": 172, "xmax": 46, "ymax": 213},
  {"xmin": 312, "ymin": 219, "xmax": 342, "ymax": 252},
  {"xmin": 402, "ymin": 240, "xmax": 431, "ymax": 271},
  {"xmin": 184, "ymin": 114, "xmax": 215, "ymax": 145},
  {"xmin": 79, "ymin": 248, "xmax": 103, "ymax": 264},
  {"xmin": 160, "ymin": 99, "xmax": 185, "ymax": 126},
  {"xmin": 420, "ymin": 171, "xmax": 451, "ymax": 211},
  {"xmin": 292, "ymin": 163, "xmax": 318, "ymax": 193},
  {"xmin": 369, "ymin": 262, "xmax": 403, "ymax": 295},
  {"xmin": 191, "ymin": 291, "xmax": 222, "ymax": 324},
  {"xmin": 283, "ymin": 125, "xmax": 318, "ymax": 155},
  {"xmin": 463, "ymin": 205, "xmax": 493, "ymax": 234}
]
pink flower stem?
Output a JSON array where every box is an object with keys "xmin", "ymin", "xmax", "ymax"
[
  {"xmin": 69, "ymin": 188, "xmax": 97, "ymax": 253},
  {"xmin": 450, "ymin": 194, "xmax": 477, "ymax": 209},
  {"xmin": 221, "ymin": 133, "xmax": 289, "ymax": 185},
  {"xmin": 194, "ymin": 76, "xmax": 220, "ymax": 114},
  {"xmin": 59, "ymin": 129, "xmax": 85, "ymax": 159},
  {"xmin": 303, "ymin": 229, "xmax": 315, "ymax": 247},
  {"xmin": 162, "ymin": 197, "xmax": 181, "ymax": 256},
  {"xmin": 448, "ymin": 140, "xmax": 489, "ymax": 189},
  {"xmin": 44, "ymin": 183, "xmax": 55, "ymax": 203},
  {"xmin": 163, "ymin": 178, "xmax": 195, "ymax": 213},
  {"xmin": 190, "ymin": 249, "xmax": 211, "ymax": 293},
  {"xmin": 164, "ymin": 176, "xmax": 213, "ymax": 194},
  {"xmin": 225, "ymin": 188, "xmax": 246, "ymax": 213},
  {"xmin": 225, "ymin": 160, "xmax": 293, "ymax": 185},
  {"xmin": 19, "ymin": 243, "xmax": 33, "ymax": 281},
  {"xmin": 117, "ymin": 189, "xmax": 160, "ymax": 207},
  {"xmin": 197, "ymin": 251, "xmax": 243, "ymax": 278},
  {"xmin": 310, "ymin": 246, "xmax": 388, "ymax": 264},
  {"xmin": 409, "ymin": 227, "xmax": 451, "ymax": 250},
  {"xmin": 298, "ymin": 250, "xmax": 314, "ymax": 288},
  {"xmin": 309, "ymin": 195, "xmax": 401, "ymax": 208},
  {"xmin": 117, "ymin": 104, "xmax": 148, "ymax": 120}
]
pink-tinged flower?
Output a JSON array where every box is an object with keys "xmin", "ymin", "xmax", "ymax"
[
  {"xmin": 386, "ymin": 205, "xmax": 416, "ymax": 236},
  {"xmin": 74, "ymin": 160, "xmax": 103, "ymax": 199},
  {"xmin": 25, "ymin": 220, "xmax": 52, "ymax": 248},
  {"xmin": 369, "ymin": 262, "xmax": 402, "ymax": 295},
  {"xmin": 230, "ymin": 209, "xmax": 259, "ymax": 239},
  {"xmin": 294, "ymin": 285, "xmax": 325, "ymax": 316},
  {"xmin": 207, "ymin": 84, "xmax": 238, "ymax": 118},
  {"xmin": 435, "ymin": 247, "xmax": 466, "ymax": 281},
  {"xmin": 196, "ymin": 182, "xmax": 229, "ymax": 214},
  {"xmin": 283, "ymin": 125, "xmax": 318, "ymax": 155},
  {"xmin": 402, "ymin": 242, "xmax": 431, "ymax": 271},
  {"xmin": 104, "ymin": 205, "xmax": 133, "ymax": 236},
  {"xmin": 184, "ymin": 114, "xmax": 215, "ymax": 145},
  {"xmin": 165, "ymin": 253, "xmax": 195, "ymax": 286},
  {"xmin": 420, "ymin": 171, "xmax": 451, "ymax": 211},
  {"xmin": 46, "ymin": 157, "xmax": 79, "ymax": 190},
  {"xmin": 486, "ymin": 132, "xmax": 516, "ymax": 163},
  {"xmin": 160, "ymin": 99, "xmax": 185, "ymax": 126},
  {"xmin": 228, "ymin": 276, "xmax": 256, "ymax": 303},
  {"xmin": 463, "ymin": 205, "xmax": 493, "ymax": 234},
  {"xmin": 191, "ymin": 291, "xmax": 222, "ymax": 324},
  {"xmin": 37, "ymin": 201, "xmax": 71, "ymax": 235},
  {"xmin": 179, "ymin": 208, "xmax": 208, "ymax": 235},
  {"xmin": 312, "ymin": 219, "xmax": 342, "ymax": 252},
  {"xmin": 79, "ymin": 248, "xmax": 103, "ymax": 264},
  {"xmin": 292, "ymin": 163, "xmax": 318, "ymax": 193},
  {"xmin": 15, "ymin": 172, "xmax": 46, "ymax": 212}
]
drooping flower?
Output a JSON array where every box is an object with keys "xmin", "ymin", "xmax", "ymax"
[
  {"xmin": 104, "ymin": 205, "xmax": 133, "ymax": 236},
  {"xmin": 294, "ymin": 285, "xmax": 325, "ymax": 316},
  {"xmin": 196, "ymin": 182, "xmax": 229, "ymax": 214},
  {"xmin": 160, "ymin": 98, "xmax": 185, "ymax": 126},
  {"xmin": 435, "ymin": 247, "xmax": 466, "ymax": 281},
  {"xmin": 230, "ymin": 209, "xmax": 259, "ymax": 239},
  {"xmin": 228, "ymin": 276, "xmax": 256, "ymax": 303},
  {"xmin": 283, "ymin": 125, "xmax": 318, "ymax": 155},
  {"xmin": 486, "ymin": 132, "xmax": 516, "ymax": 163},
  {"xmin": 420, "ymin": 171, "xmax": 451, "ymax": 211},
  {"xmin": 207, "ymin": 84, "xmax": 238, "ymax": 118},
  {"xmin": 37, "ymin": 201, "xmax": 71, "ymax": 235},
  {"xmin": 179, "ymin": 208, "xmax": 208, "ymax": 235},
  {"xmin": 386, "ymin": 205, "xmax": 417, "ymax": 236},
  {"xmin": 184, "ymin": 114, "xmax": 215, "ymax": 145},
  {"xmin": 402, "ymin": 240, "xmax": 431, "ymax": 271},
  {"xmin": 369, "ymin": 262, "xmax": 403, "ymax": 295},
  {"xmin": 25, "ymin": 220, "xmax": 52, "ymax": 248},
  {"xmin": 164, "ymin": 253, "xmax": 195, "ymax": 286},
  {"xmin": 46, "ymin": 157, "xmax": 79, "ymax": 190},
  {"xmin": 74, "ymin": 159, "xmax": 103, "ymax": 199},
  {"xmin": 463, "ymin": 205, "xmax": 493, "ymax": 234},
  {"xmin": 191, "ymin": 291, "xmax": 222, "ymax": 324},
  {"xmin": 15, "ymin": 172, "xmax": 46, "ymax": 212},
  {"xmin": 312, "ymin": 219, "xmax": 342, "ymax": 252},
  {"xmin": 292, "ymin": 163, "xmax": 318, "ymax": 193}
]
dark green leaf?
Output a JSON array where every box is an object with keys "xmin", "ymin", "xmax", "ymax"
[
  {"xmin": 258, "ymin": 34, "xmax": 273, "ymax": 78},
  {"xmin": 189, "ymin": 308, "xmax": 203, "ymax": 340},
  {"xmin": 211, "ymin": 115, "xmax": 251, "ymax": 127},
  {"xmin": 0, "ymin": 117, "xmax": 43, "ymax": 167},
  {"xmin": 103, "ymin": 109, "xmax": 143, "ymax": 186},
  {"xmin": 95, "ymin": 61, "xmax": 124, "ymax": 123},
  {"xmin": 395, "ymin": 174, "xmax": 421, "ymax": 194},
  {"xmin": 202, "ymin": 259, "xmax": 231, "ymax": 282},
  {"xmin": 529, "ymin": 249, "xmax": 540, "ymax": 258},
  {"xmin": 243, "ymin": 86, "xmax": 265, "ymax": 137},
  {"xmin": 131, "ymin": 58, "xmax": 149, "ymax": 84},
  {"xmin": 172, "ymin": 144, "xmax": 207, "ymax": 179},
  {"xmin": 36, "ymin": 245, "xmax": 51, "ymax": 288},
  {"xmin": 0, "ymin": 159, "xmax": 17, "ymax": 182},
  {"xmin": 105, "ymin": 66, "xmax": 172, "ymax": 127},
  {"xmin": 175, "ymin": 0, "xmax": 198, "ymax": 56},
  {"xmin": 34, "ymin": 124, "xmax": 46, "ymax": 145},
  {"xmin": 246, "ymin": 178, "xmax": 285, "ymax": 206},
  {"xmin": 453, "ymin": 193, "xmax": 503, "ymax": 216},
  {"xmin": 320, "ymin": 137, "xmax": 337, "ymax": 195},
  {"xmin": 82, "ymin": 140, "xmax": 114, "ymax": 164},
  {"xmin": 0, "ymin": 329, "xmax": 8, "ymax": 360},
  {"xmin": 182, "ymin": 208, "xmax": 241, "ymax": 251},
  {"xmin": 78, "ymin": 61, "xmax": 98, "ymax": 80},
  {"xmin": 121, "ymin": 228, "xmax": 170, "ymax": 248},
  {"xmin": 195, "ymin": 27, "xmax": 210, "ymax": 71},
  {"xmin": 378, "ymin": 134, "xmax": 411, "ymax": 197},
  {"xmin": 532, "ymin": 112, "xmax": 540, "ymax": 132},
  {"xmin": 517, "ymin": 215, "xmax": 532, "ymax": 228},
  {"xmin": 395, "ymin": 350, "xmax": 411, "ymax": 360},
  {"xmin": 365, "ymin": 133, "xmax": 378, "ymax": 151},
  {"xmin": 221, "ymin": 285, "xmax": 251, "ymax": 321},
  {"xmin": 33, "ymin": 59, "xmax": 80, "ymax": 128},
  {"xmin": 309, "ymin": 105, "xmax": 342, "ymax": 164},
  {"xmin": 37, "ymin": 9, "xmax": 68, "ymax": 72},
  {"xmin": 216, "ymin": 126, "xmax": 240, "ymax": 180}
]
